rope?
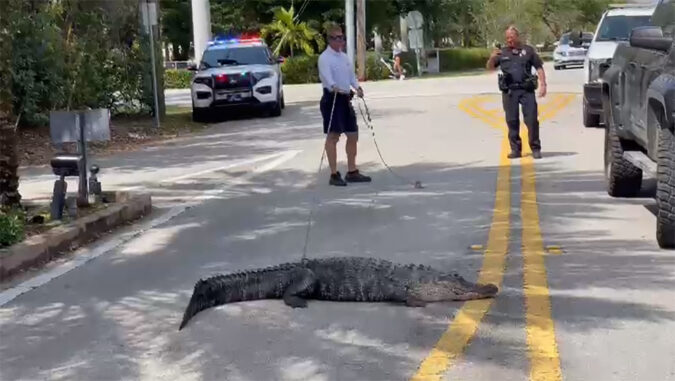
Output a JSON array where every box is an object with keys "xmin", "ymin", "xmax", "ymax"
[
  {"xmin": 300, "ymin": 90, "xmax": 339, "ymax": 261},
  {"xmin": 356, "ymin": 97, "xmax": 424, "ymax": 189},
  {"xmin": 300, "ymin": 92, "xmax": 424, "ymax": 263}
]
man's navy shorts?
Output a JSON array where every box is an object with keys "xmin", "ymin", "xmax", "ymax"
[{"xmin": 320, "ymin": 88, "xmax": 358, "ymax": 135}]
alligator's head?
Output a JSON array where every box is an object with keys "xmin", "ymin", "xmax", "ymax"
[{"xmin": 406, "ymin": 273, "xmax": 498, "ymax": 305}]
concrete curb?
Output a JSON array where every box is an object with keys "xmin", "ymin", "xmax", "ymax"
[{"xmin": 0, "ymin": 191, "xmax": 152, "ymax": 282}]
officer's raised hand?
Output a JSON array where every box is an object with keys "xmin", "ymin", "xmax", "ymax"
[{"xmin": 486, "ymin": 47, "xmax": 501, "ymax": 70}]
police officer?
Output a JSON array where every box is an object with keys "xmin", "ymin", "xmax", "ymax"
[{"xmin": 486, "ymin": 25, "xmax": 547, "ymax": 159}]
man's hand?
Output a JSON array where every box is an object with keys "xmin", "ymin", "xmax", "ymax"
[
  {"xmin": 538, "ymin": 82, "xmax": 547, "ymax": 98},
  {"xmin": 486, "ymin": 48, "xmax": 501, "ymax": 70},
  {"xmin": 356, "ymin": 87, "xmax": 364, "ymax": 98}
]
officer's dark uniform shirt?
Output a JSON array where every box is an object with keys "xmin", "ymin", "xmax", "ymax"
[{"xmin": 494, "ymin": 44, "xmax": 543, "ymax": 85}]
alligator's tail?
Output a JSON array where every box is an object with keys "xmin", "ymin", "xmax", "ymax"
[
  {"xmin": 178, "ymin": 264, "xmax": 297, "ymax": 330},
  {"xmin": 179, "ymin": 278, "xmax": 213, "ymax": 330}
]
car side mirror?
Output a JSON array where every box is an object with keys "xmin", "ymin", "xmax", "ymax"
[
  {"xmin": 630, "ymin": 26, "xmax": 673, "ymax": 52},
  {"xmin": 276, "ymin": 56, "xmax": 285, "ymax": 64},
  {"xmin": 187, "ymin": 62, "xmax": 198, "ymax": 71}
]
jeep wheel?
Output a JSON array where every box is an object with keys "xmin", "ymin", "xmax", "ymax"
[
  {"xmin": 604, "ymin": 122, "xmax": 642, "ymax": 197},
  {"xmin": 656, "ymin": 122, "xmax": 675, "ymax": 249},
  {"xmin": 583, "ymin": 100, "xmax": 600, "ymax": 127}
]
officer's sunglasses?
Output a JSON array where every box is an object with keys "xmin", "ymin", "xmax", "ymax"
[{"xmin": 329, "ymin": 34, "xmax": 345, "ymax": 41}]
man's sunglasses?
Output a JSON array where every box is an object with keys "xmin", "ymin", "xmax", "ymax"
[{"xmin": 329, "ymin": 35, "xmax": 345, "ymax": 41}]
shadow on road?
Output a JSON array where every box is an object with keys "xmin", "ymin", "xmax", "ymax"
[{"xmin": 2, "ymin": 157, "xmax": 672, "ymax": 380}]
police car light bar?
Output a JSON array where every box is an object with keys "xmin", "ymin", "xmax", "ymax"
[{"xmin": 208, "ymin": 32, "xmax": 263, "ymax": 46}]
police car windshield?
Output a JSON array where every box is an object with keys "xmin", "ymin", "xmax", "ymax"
[
  {"xmin": 596, "ymin": 15, "xmax": 653, "ymax": 41},
  {"xmin": 201, "ymin": 46, "xmax": 272, "ymax": 69}
]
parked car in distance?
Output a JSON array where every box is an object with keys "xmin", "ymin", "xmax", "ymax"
[{"xmin": 553, "ymin": 32, "xmax": 593, "ymax": 70}]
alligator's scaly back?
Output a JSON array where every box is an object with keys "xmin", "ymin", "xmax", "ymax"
[
  {"xmin": 178, "ymin": 263, "xmax": 299, "ymax": 330},
  {"xmin": 179, "ymin": 256, "xmax": 499, "ymax": 330}
]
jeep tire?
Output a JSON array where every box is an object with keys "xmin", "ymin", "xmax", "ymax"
[
  {"xmin": 656, "ymin": 123, "xmax": 675, "ymax": 249},
  {"xmin": 604, "ymin": 122, "xmax": 643, "ymax": 197}
]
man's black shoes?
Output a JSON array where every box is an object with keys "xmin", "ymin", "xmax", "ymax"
[
  {"xmin": 507, "ymin": 151, "xmax": 542, "ymax": 159},
  {"xmin": 329, "ymin": 172, "xmax": 347, "ymax": 186},
  {"xmin": 345, "ymin": 170, "xmax": 372, "ymax": 183},
  {"xmin": 329, "ymin": 170, "xmax": 371, "ymax": 186}
]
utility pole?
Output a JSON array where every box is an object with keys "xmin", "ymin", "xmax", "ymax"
[
  {"xmin": 141, "ymin": 0, "xmax": 164, "ymax": 127},
  {"xmin": 345, "ymin": 0, "xmax": 355, "ymax": 65},
  {"xmin": 356, "ymin": 0, "xmax": 366, "ymax": 80},
  {"xmin": 191, "ymin": 0, "xmax": 212, "ymax": 63}
]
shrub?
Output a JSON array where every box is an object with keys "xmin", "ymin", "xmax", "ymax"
[
  {"xmin": 0, "ymin": 208, "xmax": 25, "ymax": 247},
  {"xmin": 165, "ymin": 69, "xmax": 193, "ymax": 89},
  {"xmin": 365, "ymin": 53, "xmax": 391, "ymax": 81},
  {"xmin": 281, "ymin": 55, "xmax": 320, "ymax": 84},
  {"xmin": 438, "ymin": 48, "xmax": 492, "ymax": 72},
  {"xmin": 281, "ymin": 53, "xmax": 400, "ymax": 85}
]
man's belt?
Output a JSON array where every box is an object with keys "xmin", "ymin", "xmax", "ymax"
[{"xmin": 323, "ymin": 88, "xmax": 354, "ymax": 98}]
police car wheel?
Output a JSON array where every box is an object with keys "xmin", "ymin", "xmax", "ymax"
[
  {"xmin": 192, "ymin": 108, "xmax": 211, "ymax": 123},
  {"xmin": 270, "ymin": 101, "xmax": 282, "ymax": 117}
]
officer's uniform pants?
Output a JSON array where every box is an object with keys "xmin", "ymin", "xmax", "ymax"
[{"xmin": 502, "ymin": 89, "xmax": 541, "ymax": 153}]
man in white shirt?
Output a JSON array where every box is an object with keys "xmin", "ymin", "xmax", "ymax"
[{"xmin": 318, "ymin": 24, "xmax": 371, "ymax": 186}]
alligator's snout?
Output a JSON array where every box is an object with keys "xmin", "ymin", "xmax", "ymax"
[{"xmin": 476, "ymin": 283, "xmax": 499, "ymax": 297}]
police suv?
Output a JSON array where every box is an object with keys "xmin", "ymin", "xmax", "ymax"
[{"xmin": 188, "ymin": 37, "xmax": 285, "ymax": 122}]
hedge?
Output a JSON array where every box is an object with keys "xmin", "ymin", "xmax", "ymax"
[
  {"xmin": 164, "ymin": 48, "xmax": 531, "ymax": 88},
  {"xmin": 438, "ymin": 48, "xmax": 491, "ymax": 72},
  {"xmin": 165, "ymin": 69, "xmax": 193, "ymax": 89},
  {"xmin": 280, "ymin": 55, "xmax": 320, "ymax": 84}
]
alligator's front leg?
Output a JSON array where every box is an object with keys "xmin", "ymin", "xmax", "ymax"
[{"xmin": 282, "ymin": 268, "xmax": 316, "ymax": 308}]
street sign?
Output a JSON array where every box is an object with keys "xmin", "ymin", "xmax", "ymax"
[
  {"xmin": 406, "ymin": 11, "xmax": 423, "ymax": 29},
  {"xmin": 408, "ymin": 29, "xmax": 423, "ymax": 50},
  {"xmin": 141, "ymin": 0, "xmax": 158, "ymax": 32}
]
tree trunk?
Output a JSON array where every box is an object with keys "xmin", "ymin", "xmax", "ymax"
[
  {"xmin": 0, "ymin": 1, "xmax": 21, "ymax": 209},
  {"xmin": 0, "ymin": 118, "xmax": 21, "ymax": 209}
]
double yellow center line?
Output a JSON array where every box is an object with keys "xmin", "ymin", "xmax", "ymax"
[{"xmin": 411, "ymin": 94, "xmax": 574, "ymax": 381}]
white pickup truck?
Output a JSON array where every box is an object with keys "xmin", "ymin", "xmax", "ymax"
[{"xmin": 583, "ymin": 4, "xmax": 656, "ymax": 127}]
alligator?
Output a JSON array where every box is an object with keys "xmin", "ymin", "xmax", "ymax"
[{"xmin": 178, "ymin": 256, "xmax": 498, "ymax": 330}]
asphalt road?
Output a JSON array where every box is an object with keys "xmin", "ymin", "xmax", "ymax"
[{"xmin": 2, "ymin": 63, "xmax": 674, "ymax": 381}]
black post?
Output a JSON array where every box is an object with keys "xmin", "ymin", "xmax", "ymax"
[{"xmin": 77, "ymin": 112, "xmax": 89, "ymax": 207}]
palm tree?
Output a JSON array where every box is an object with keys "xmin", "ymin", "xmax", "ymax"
[{"xmin": 261, "ymin": 5, "xmax": 325, "ymax": 57}]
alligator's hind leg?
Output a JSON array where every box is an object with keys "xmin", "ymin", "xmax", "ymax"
[{"xmin": 282, "ymin": 268, "xmax": 316, "ymax": 308}]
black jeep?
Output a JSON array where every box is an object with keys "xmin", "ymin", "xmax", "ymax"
[{"xmin": 601, "ymin": 0, "xmax": 675, "ymax": 249}]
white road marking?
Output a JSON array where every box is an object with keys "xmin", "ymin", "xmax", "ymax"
[
  {"xmin": 0, "ymin": 149, "xmax": 302, "ymax": 307},
  {"xmin": 120, "ymin": 151, "xmax": 297, "ymax": 192}
]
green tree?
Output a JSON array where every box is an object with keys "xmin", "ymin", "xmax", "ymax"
[
  {"xmin": 261, "ymin": 5, "xmax": 324, "ymax": 57},
  {"xmin": 0, "ymin": 0, "xmax": 21, "ymax": 208},
  {"xmin": 162, "ymin": 0, "xmax": 193, "ymax": 60}
]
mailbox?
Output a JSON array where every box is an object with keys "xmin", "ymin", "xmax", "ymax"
[{"xmin": 50, "ymin": 154, "xmax": 83, "ymax": 178}]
